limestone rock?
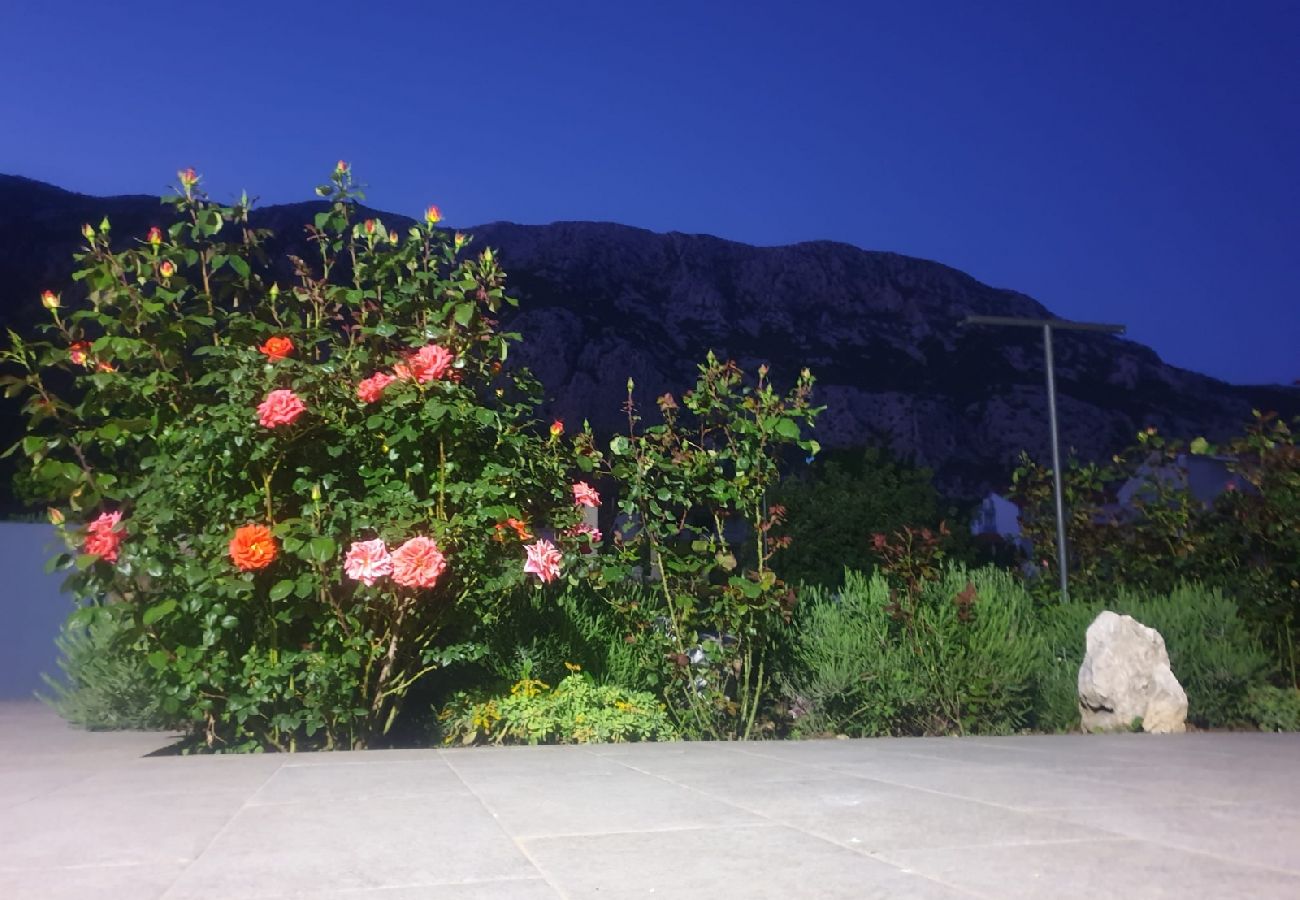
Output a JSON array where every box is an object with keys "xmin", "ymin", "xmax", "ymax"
[{"xmin": 1078, "ymin": 611, "xmax": 1187, "ymax": 734}]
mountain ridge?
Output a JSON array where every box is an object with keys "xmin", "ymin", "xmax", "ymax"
[{"xmin": 1, "ymin": 174, "xmax": 1295, "ymax": 506}]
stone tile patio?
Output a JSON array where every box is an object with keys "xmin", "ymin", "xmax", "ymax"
[{"xmin": 1, "ymin": 701, "xmax": 1297, "ymax": 898}]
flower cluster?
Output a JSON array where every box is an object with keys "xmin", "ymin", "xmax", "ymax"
[
  {"xmin": 356, "ymin": 343, "xmax": 454, "ymax": 404},
  {"xmin": 344, "ymin": 536, "xmax": 447, "ymax": 589}
]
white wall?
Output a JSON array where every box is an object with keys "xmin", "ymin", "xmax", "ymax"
[{"xmin": 0, "ymin": 523, "xmax": 73, "ymax": 699}]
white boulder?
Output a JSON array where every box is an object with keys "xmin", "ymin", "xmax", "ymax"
[{"xmin": 1078, "ymin": 611, "xmax": 1187, "ymax": 734}]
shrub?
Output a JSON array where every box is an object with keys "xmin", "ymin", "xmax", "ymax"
[
  {"xmin": 3, "ymin": 167, "xmax": 592, "ymax": 751},
  {"xmin": 479, "ymin": 582, "xmax": 665, "ymax": 695},
  {"xmin": 592, "ymin": 358, "xmax": 821, "ymax": 740},
  {"xmin": 771, "ymin": 447, "xmax": 946, "ymax": 588},
  {"xmin": 1244, "ymin": 684, "xmax": 1300, "ymax": 732},
  {"xmin": 39, "ymin": 605, "xmax": 175, "ymax": 731},
  {"xmin": 786, "ymin": 564, "xmax": 1044, "ymax": 737},
  {"xmin": 1010, "ymin": 415, "xmax": 1300, "ymax": 686},
  {"xmin": 439, "ymin": 672, "xmax": 677, "ymax": 745}
]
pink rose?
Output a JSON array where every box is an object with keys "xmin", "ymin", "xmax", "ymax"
[
  {"xmin": 356, "ymin": 372, "xmax": 396, "ymax": 404},
  {"xmin": 343, "ymin": 538, "xmax": 393, "ymax": 586},
  {"xmin": 390, "ymin": 536, "xmax": 448, "ymax": 589},
  {"xmin": 257, "ymin": 389, "xmax": 306, "ymax": 428},
  {"xmin": 394, "ymin": 344, "xmax": 453, "ymax": 384},
  {"xmin": 572, "ymin": 481, "xmax": 601, "ymax": 508},
  {"xmin": 524, "ymin": 539, "xmax": 563, "ymax": 584}
]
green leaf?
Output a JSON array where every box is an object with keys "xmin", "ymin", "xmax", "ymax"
[
  {"xmin": 146, "ymin": 650, "xmax": 170, "ymax": 671},
  {"xmin": 228, "ymin": 256, "xmax": 250, "ymax": 279},
  {"xmin": 453, "ymin": 303, "xmax": 474, "ymax": 327},
  {"xmin": 774, "ymin": 418, "xmax": 801, "ymax": 439},
  {"xmin": 142, "ymin": 598, "xmax": 177, "ymax": 626},
  {"xmin": 269, "ymin": 579, "xmax": 295, "ymax": 602},
  {"xmin": 308, "ymin": 536, "xmax": 337, "ymax": 564}
]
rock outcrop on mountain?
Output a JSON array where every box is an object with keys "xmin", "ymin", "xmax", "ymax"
[{"xmin": 1, "ymin": 174, "xmax": 1295, "ymax": 508}]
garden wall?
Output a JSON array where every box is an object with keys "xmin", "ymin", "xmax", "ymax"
[{"xmin": 0, "ymin": 523, "xmax": 70, "ymax": 699}]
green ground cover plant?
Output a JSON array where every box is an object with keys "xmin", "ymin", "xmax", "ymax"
[{"xmin": 439, "ymin": 670, "xmax": 677, "ymax": 745}]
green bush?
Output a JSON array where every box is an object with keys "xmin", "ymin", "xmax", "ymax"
[
  {"xmin": 1244, "ymin": 684, "xmax": 1300, "ymax": 732},
  {"xmin": 772, "ymin": 447, "xmax": 948, "ymax": 588},
  {"xmin": 40, "ymin": 605, "xmax": 175, "ymax": 731},
  {"xmin": 439, "ymin": 672, "xmax": 677, "ymax": 745},
  {"xmin": 4, "ymin": 167, "xmax": 593, "ymax": 751},
  {"xmin": 786, "ymin": 565, "xmax": 1043, "ymax": 736},
  {"xmin": 1039, "ymin": 582, "xmax": 1273, "ymax": 730}
]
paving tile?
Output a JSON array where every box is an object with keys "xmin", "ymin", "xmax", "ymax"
[
  {"xmin": 456, "ymin": 765, "xmax": 768, "ymax": 838},
  {"xmin": 0, "ymin": 764, "xmax": 99, "ymax": 809},
  {"xmin": 525, "ymin": 823, "xmax": 973, "ymax": 899},
  {"xmin": 0, "ymin": 862, "xmax": 186, "ymax": 899},
  {"xmin": 835, "ymin": 762, "xmax": 1207, "ymax": 811},
  {"xmin": 160, "ymin": 794, "xmax": 539, "ymax": 899},
  {"xmin": 50, "ymin": 754, "xmax": 284, "ymax": 800},
  {"xmin": 707, "ymin": 776, "xmax": 1114, "ymax": 852},
  {"xmin": 880, "ymin": 837, "xmax": 1300, "ymax": 899},
  {"xmin": 251, "ymin": 758, "xmax": 467, "ymax": 805},
  {"xmin": 252, "ymin": 878, "xmax": 561, "ymax": 899},
  {"xmin": 1036, "ymin": 800, "xmax": 1300, "ymax": 875},
  {"xmin": 1061, "ymin": 762, "xmax": 1300, "ymax": 806},
  {"xmin": 0, "ymin": 788, "xmax": 248, "ymax": 870},
  {"xmin": 606, "ymin": 745, "xmax": 843, "ymax": 788}
]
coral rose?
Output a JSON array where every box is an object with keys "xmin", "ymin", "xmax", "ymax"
[
  {"xmin": 258, "ymin": 336, "xmax": 294, "ymax": 361},
  {"xmin": 229, "ymin": 524, "xmax": 278, "ymax": 571},
  {"xmin": 41, "ymin": 290, "xmax": 60, "ymax": 310},
  {"xmin": 69, "ymin": 341, "xmax": 91, "ymax": 367},
  {"xmin": 390, "ymin": 536, "xmax": 448, "ymax": 589},
  {"xmin": 524, "ymin": 539, "xmax": 563, "ymax": 584},
  {"xmin": 493, "ymin": 517, "xmax": 532, "ymax": 542},
  {"xmin": 549, "ymin": 419, "xmax": 564, "ymax": 439},
  {"xmin": 394, "ymin": 344, "xmax": 454, "ymax": 384},
  {"xmin": 257, "ymin": 389, "xmax": 306, "ymax": 428},
  {"xmin": 344, "ymin": 538, "xmax": 393, "ymax": 587},
  {"xmin": 84, "ymin": 511, "xmax": 125, "ymax": 563},
  {"xmin": 425, "ymin": 204, "xmax": 442, "ymax": 225},
  {"xmin": 159, "ymin": 260, "xmax": 176, "ymax": 279},
  {"xmin": 146, "ymin": 226, "xmax": 163, "ymax": 246},
  {"xmin": 572, "ymin": 481, "xmax": 601, "ymax": 507},
  {"xmin": 356, "ymin": 372, "xmax": 396, "ymax": 404}
]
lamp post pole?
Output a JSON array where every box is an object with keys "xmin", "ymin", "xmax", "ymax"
[{"xmin": 961, "ymin": 315, "xmax": 1126, "ymax": 602}]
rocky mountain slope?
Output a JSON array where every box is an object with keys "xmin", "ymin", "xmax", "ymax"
[{"xmin": 2, "ymin": 174, "xmax": 1294, "ymax": 506}]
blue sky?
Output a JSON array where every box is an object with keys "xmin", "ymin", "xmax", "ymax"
[{"xmin": 2, "ymin": 0, "xmax": 1296, "ymax": 384}]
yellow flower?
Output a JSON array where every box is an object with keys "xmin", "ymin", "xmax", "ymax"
[{"xmin": 563, "ymin": 661, "xmax": 582, "ymax": 673}]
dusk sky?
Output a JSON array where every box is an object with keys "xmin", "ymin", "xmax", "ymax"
[{"xmin": 3, "ymin": 1, "xmax": 1296, "ymax": 385}]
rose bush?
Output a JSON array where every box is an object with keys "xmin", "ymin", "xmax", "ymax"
[{"xmin": 3, "ymin": 166, "xmax": 595, "ymax": 750}]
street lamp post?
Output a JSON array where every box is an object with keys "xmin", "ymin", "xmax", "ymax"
[{"xmin": 961, "ymin": 315, "xmax": 1126, "ymax": 602}]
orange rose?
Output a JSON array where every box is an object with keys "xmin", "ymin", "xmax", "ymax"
[
  {"xmin": 258, "ymin": 336, "xmax": 294, "ymax": 361},
  {"xmin": 229, "ymin": 524, "xmax": 278, "ymax": 571}
]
